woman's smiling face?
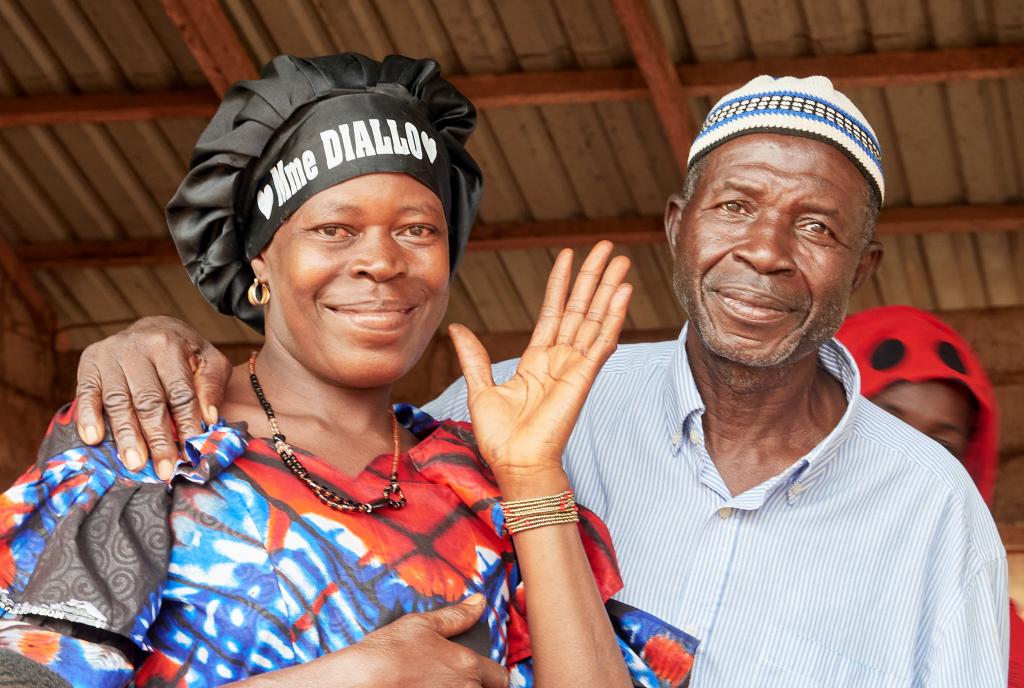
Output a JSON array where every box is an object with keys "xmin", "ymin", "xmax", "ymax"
[{"xmin": 252, "ymin": 172, "xmax": 450, "ymax": 388}]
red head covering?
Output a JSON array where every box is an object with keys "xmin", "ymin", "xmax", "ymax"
[{"xmin": 836, "ymin": 305, "xmax": 999, "ymax": 504}]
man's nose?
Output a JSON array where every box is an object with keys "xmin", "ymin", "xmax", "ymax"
[{"xmin": 732, "ymin": 215, "xmax": 797, "ymax": 276}]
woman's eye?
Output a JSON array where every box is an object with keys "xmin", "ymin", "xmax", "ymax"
[{"xmin": 314, "ymin": 226, "xmax": 350, "ymax": 238}]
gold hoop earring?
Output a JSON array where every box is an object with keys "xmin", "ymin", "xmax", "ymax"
[{"xmin": 247, "ymin": 278, "xmax": 270, "ymax": 306}]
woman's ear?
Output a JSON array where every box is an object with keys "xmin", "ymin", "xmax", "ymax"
[{"xmin": 251, "ymin": 254, "xmax": 268, "ymax": 283}]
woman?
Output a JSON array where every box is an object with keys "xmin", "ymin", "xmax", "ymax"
[
  {"xmin": 0, "ymin": 54, "xmax": 694, "ymax": 687},
  {"xmin": 837, "ymin": 305, "xmax": 1021, "ymax": 686}
]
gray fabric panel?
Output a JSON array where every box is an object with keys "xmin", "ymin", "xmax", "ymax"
[
  {"xmin": 16, "ymin": 481, "xmax": 171, "ymax": 640},
  {"xmin": 0, "ymin": 648, "xmax": 71, "ymax": 688}
]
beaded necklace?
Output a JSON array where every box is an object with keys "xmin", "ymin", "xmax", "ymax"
[{"xmin": 248, "ymin": 352, "xmax": 407, "ymax": 513}]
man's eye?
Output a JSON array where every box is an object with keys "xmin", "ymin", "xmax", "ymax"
[
  {"xmin": 401, "ymin": 225, "xmax": 438, "ymax": 238},
  {"xmin": 804, "ymin": 221, "xmax": 833, "ymax": 237},
  {"xmin": 721, "ymin": 201, "xmax": 743, "ymax": 213}
]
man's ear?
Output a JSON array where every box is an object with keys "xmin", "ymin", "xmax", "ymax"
[
  {"xmin": 665, "ymin": 194, "xmax": 685, "ymax": 254},
  {"xmin": 852, "ymin": 240, "xmax": 883, "ymax": 292}
]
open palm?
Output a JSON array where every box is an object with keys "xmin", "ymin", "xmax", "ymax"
[{"xmin": 449, "ymin": 242, "xmax": 632, "ymax": 487}]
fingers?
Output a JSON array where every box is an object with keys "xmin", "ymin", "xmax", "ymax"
[
  {"xmin": 74, "ymin": 353, "xmax": 106, "ymax": 446},
  {"xmin": 195, "ymin": 345, "xmax": 232, "ymax": 425},
  {"xmin": 588, "ymin": 283, "xmax": 633, "ymax": 365},
  {"xmin": 121, "ymin": 358, "xmax": 180, "ymax": 480},
  {"xmin": 97, "ymin": 362, "xmax": 149, "ymax": 472},
  {"xmin": 448, "ymin": 324, "xmax": 495, "ymax": 401},
  {"xmin": 478, "ymin": 656, "xmax": 510, "ymax": 688},
  {"xmin": 421, "ymin": 595, "xmax": 507, "ymax": 686},
  {"xmin": 71, "ymin": 317, "xmax": 225, "ymax": 480},
  {"xmin": 546, "ymin": 283, "xmax": 633, "ymax": 423},
  {"xmin": 424, "ymin": 593, "xmax": 487, "ymax": 638},
  {"xmin": 155, "ymin": 351, "xmax": 204, "ymax": 442},
  {"xmin": 528, "ymin": 248, "xmax": 574, "ymax": 348},
  {"xmin": 554, "ymin": 241, "xmax": 615, "ymax": 346},
  {"xmin": 572, "ymin": 254, "xmax": 631, "ymax": 351}
]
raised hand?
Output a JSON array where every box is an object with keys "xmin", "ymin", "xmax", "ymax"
[{"xmin": 449, "ymin": 241, "xmax": 631, "ymax": 496}]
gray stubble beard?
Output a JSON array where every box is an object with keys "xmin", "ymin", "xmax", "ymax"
[{"xmin": 672, "ymin": 266, "xmax": 850, "ymax": 373}]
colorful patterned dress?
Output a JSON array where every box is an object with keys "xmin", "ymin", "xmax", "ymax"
[{"xmin": 0, "ymin": 403, "xmax": 696, "ymax": 687}]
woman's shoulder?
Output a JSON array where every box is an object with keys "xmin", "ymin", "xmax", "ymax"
[
  {"xmin": 0, "ymin": 404, "xmax": 253, "ymax": 651},
  {"xmin": 28, "ymin": 401, "xmax": 249, "ymax": 486}
]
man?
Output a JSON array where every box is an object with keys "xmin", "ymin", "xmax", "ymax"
[{"xmin": 70, "ymin": 76, "xmax": 1007, "ymax": 685}]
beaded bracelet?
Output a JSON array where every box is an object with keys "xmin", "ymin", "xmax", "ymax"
[{"xmin": 500, "ymin": 489, "xmax": 579, "ymax": 534}]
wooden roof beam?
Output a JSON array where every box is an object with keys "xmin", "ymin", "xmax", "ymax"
[
  {"xmin": 14, "ymin": 203, "xmax": 1024, "ymax": 270},
  {"xmin": 688, "ymin": 45, "xmax": 1024, "ymax": 95},
  {"xmin": 0, "ymin": 234, "xmax": 53, "ymax": 330},
  {"xmin": 0, "ymin": 89, "xmax": 219, "ymax": 128},
  {"xmin": 161, "ymin": 0, "xmax": 257, "ymax": 96},
  {"xmin": 611, "ymin": 0, "xmax": 694, "ymax": 173},
  {"xmin": 2, "ymin": 45, "xmax": 1021, "ymax": 128}
]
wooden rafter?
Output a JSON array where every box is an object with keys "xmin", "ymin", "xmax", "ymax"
[
  {"xmin": 868, "ymin": 204, "xmax": 1024, "ymax": 236},
  {"xmin": 15, "ymin": 204, "xmax": 1024, "ymax": 270},
  {"xmin": 0, "ymin": 234, "xmax": 53, "ymax": 330},
  {"xmin": 453, "ymin": 66, "xmax": 647, "ymax": 108},
  {"xmin": 610, "ymin": 0, "xmax": 694, "ymax": 172},
  {"xmin": 161, "ymin": 0, "xmax": 257, "ymax": 96},
  {"xmin": 675, "ymin": 44, "xmax": 1024, "ymax": 96},
  {"xmin": 15, "ymin": 239, "xmax": 181, "ymax": 270},
  {"xmin": 2, "ymin": 45, "xmax": 1022, "ymax": 128},
  {"xmin": 0, "ymin": 89, "xmax": 219, "ymax": 128}
]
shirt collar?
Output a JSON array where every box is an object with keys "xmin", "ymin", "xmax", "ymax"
[
  {"xmin": 663, "ymin": 324, "xmax": 705, "ymax": 449},
  {"xmin": 802, "ymin": 336, "xmax": 861, "ymax": 478},
  {"xmin": 662, "ymin": 325, "xmax": 863, "ymax": 475}
]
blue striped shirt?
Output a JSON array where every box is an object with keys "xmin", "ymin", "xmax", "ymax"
[{"xmin": 425, "ymin": 326, "xmax": 1008, "ymax": 687}]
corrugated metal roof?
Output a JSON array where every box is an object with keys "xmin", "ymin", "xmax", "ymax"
[{"xmin": 0, "ymin": 0, "xmax": 1021, "ymax": 350}]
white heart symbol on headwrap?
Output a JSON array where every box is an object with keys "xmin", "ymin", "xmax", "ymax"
[
  {"xmin": 421, "ymin": 132, "xmax": 438, "ymax": 163},
  {"xmin": 256, "ymin": 185, "xmax": 274, "ymax": 220}
]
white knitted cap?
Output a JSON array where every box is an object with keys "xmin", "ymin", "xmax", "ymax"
[{"xmin": 688, "ymin": 75, "xmax": 884, "ymax": 202}]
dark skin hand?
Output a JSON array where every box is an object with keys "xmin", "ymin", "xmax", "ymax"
[
  {"xmin": 665, "ymin": 133, "xmax": 883, "ymax": 495},
  {"xmin": 75, "ymin": 315, "xmax": 232, "ymax": 480},
  {"xmin": 228, "ymin": 595, "xmax": 507, "ymax": 688}
]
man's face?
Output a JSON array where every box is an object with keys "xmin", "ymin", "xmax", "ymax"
[{"xmin": 666, "ymin": 134, "xmax": 882, "ymax": 368}]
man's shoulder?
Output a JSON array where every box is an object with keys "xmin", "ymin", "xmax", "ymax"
[
  {"xmin": 492, "ymin": 338, "xmax": 678, "ymax": 377},
  {"xmin": 596, "ymin": 338, "xmax": 679, "ymax": 376},
  {"xmin": 849, "ymin": 399, "xmax": 1003, "ymax": 558},
  {"xmin": 852, "ymin": 398, "xmax": 968, "ymax": 475}
]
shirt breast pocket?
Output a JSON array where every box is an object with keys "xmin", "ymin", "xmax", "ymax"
[{"xmin": 754, "ymin": 626, "xmax": 910, "ymax": 688}]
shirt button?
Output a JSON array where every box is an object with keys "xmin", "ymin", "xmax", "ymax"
[
  {"xmin": 790, "ymin": 483, "xmax": 804, "ymax": 496},
  {"xmin": 718, "ymin": 507, "xmax": 733, "ymax": 519},
  {"xmin": 689, "ymin": 429, "xmax": 701, "ymax": 445},
  {"xmin": 671, "ymin": 432, "xmax": 681, "ymax": 445}
]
